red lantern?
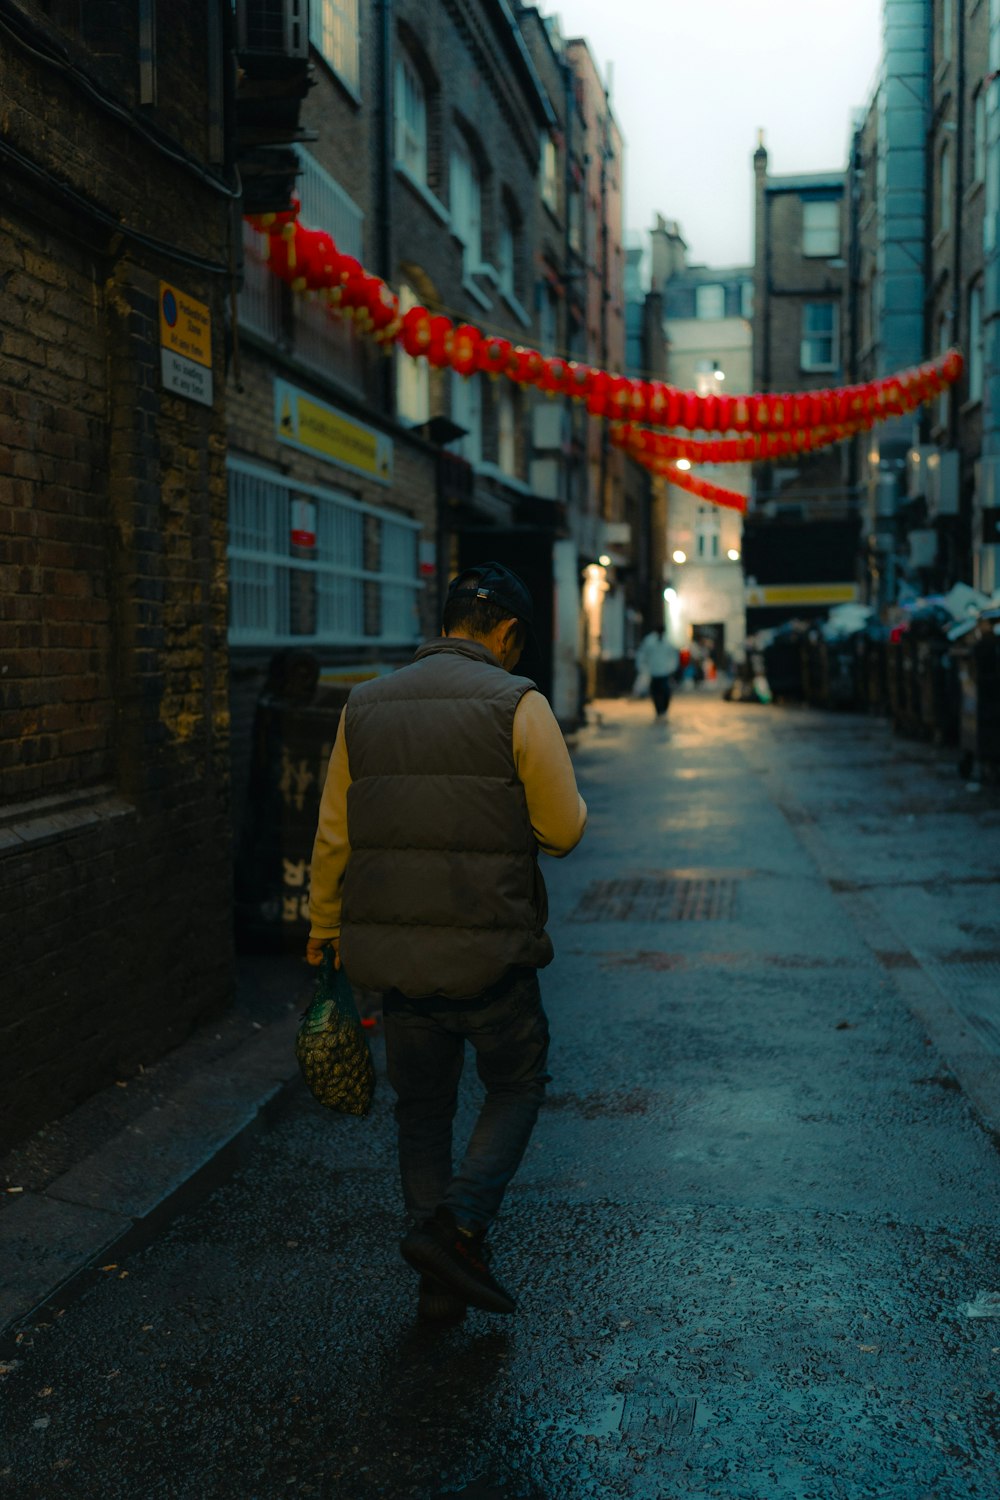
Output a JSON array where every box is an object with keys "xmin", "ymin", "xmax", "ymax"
[
  {"xmin": 266, "ymin": 227, "xmax": 299, "ymax": 283},
  {"xmin": 401, "ymin": 304, "xmax": 433, "ymax": 358},
  {"xmin": 476, "ymin": 336, "xmax": 513, "ymax": 378},
  {"xmin": 567, "ymin": 363, "xmax": 593, "ymax": 402},
  {"xmin": 586, "ymin": 371, "xmax": 609, "ymax": 417},
  {"xmin": 701, "ymin": 393, "xmax": 719, "ymax": 432},
  {"xmin": 731, "ymin": 397, "xmax": 751, "ymax": 432},
  {"xmin": 940, "ymin": 348, "xmax": 963, "ymax": 385},
  {"xmin": 681, "ymin": 391, "xmax": 700, "ymax": 430},
  {"xmin": 715, "ymin": 394, "xmax": 734, "ymax": 433},
  {"xmin": 299, "ymin": 232, "xmax": 339, "ymax": 291},
  {"xmin": 540, "ymin": 357, "xmax": 569, "ymax": 397},
  {"xmin": 665, "ymin": 387, "xmax": 684, "ymax": 427},
  {"xmin": 427, "ymin": 314, "xmax": 455, "ymax": 368},
  {"xmin": 508, "ymin": 347, "xmax": 545, "ymax": 386},
  {"xmin": 646, "ymin": 382, "xmax": 669, "ymax": 426},
  {"xmin": 450, "ymin": 323, "xmax": 482, "ymax": 377},
  {"xmin": 628, "ymin": 381, "xmax": 649, "ymax": 423},
  {"xmin": 606, "ymin": 376, "xmax": 632, "ymax": 420},
  {"xmin": 369, "ymin": 281, "xmax": 400, "ymax": 337}
]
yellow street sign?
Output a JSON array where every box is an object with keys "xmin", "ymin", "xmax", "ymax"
[
  {"xmin": 275, "ymin": 379, "xmax": 393, "ymax": 485},
  {"xmin": 745, "ymin": 583, "xmax": 859, "ymax": 607},
  {"xmin": 159, "ymin": 282, "xmax": 211, "ymax": 368}
]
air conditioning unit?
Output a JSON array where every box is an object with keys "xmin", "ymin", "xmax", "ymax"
[
  {"xmin": 926, "ymin": 449, "xmax": 960, "ymax": 517},
  {"xmin": 235, "ymin": 0, "xmax": 309, "ymax": 60},
  {"xmin": 906, "ymin": 446, "xmax": 936, "ymax": 499}
]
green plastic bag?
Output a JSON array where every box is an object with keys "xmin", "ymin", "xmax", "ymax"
[{"xmin": 295, "ymin": 952, "xmax": 375, "ymax": 1116}]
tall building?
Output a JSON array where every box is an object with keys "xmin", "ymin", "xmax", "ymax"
[
  {"xmin": 748, "ymin": 139, "xmax": 857, "ymax": 632},
  {"xmin": 850, "ymin": 0, "xmax": 996, "ymax": 603},
  {"xmin": 650, "ymin": 217, "xmax": 752, "ymax": 661},
  {"xmin": 0, "ymin": 0, "xmax": 236, "ymax": 1147}
]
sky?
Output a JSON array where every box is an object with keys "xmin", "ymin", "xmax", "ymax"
[{"xmin": 549, "ymin": 0, "xmax": 883, "ymax": 270}]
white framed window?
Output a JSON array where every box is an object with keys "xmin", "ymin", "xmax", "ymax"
[
  {"xmin": 695, "ymin": 284, "xmax": 725, "ymax": 320},
  {"xmin": 395, "ymin": 52, "xmax": 427, "ymax": 183},
  {"xmin": 396, "ymin": 283, "xmax": 430, "ymax": 425},
  {"xmin": 499, "ymin": 204, "xmax": 516, "ymax": 299},
  {"xmin": 969, "ymin": 283, "xmax": 984, "ymax": 403},
  {"xmin": 802, "ymin": 199, "xmax": 840, "ymax": 257},
  {"xmin": 801, "ymin": 303, "xmax": 839, "ymax": 371},
  {"xmin": 291, "ymin": 148, "xmax": 365, "ymax": 389},
  {"xmin": 538, "ymin": 281, "xmax": 557, "ymax": 352},
  {"xmin": 541, "ymin": 134, "xmax": 558, "ymax": 212},
  {"xmin": 227, "ymin": 458, "xmax": 421, "ymax": 648},
  {"xmin": 973, "ymin": 89, "xmax": 986, "ymax": 184},
  {"xmin": 310, "ymin": 0, "xmax": 360, "ymax": 95},
  {"xmin": 497, "ymin": 385, "xmax": 516, "ymax": 476},
  {"xmin": 939, "ymin": 141, "xmax": 951, "ymax": 232},
  {"xmin": 451, "ymin": 134, "xmax": 482, "ymax": 275},
  {"xmin": 238, "ymin": 218, "xmax": 284, "ymax": 343},
  {"xmin": 695, "ymin": 506, "xmax": 721, "ymax": 561},
  {"xmin": 451, "ymin": 370, "xmax": 482, "ymax": 464},
  {"xmin": 740, "ymin": 281, "xmax": 754, "ymax": 320}
]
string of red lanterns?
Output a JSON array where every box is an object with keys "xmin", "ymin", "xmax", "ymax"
[{"xmin": 247, "ymin": 205, "xmax": 964, "ymax": 446}]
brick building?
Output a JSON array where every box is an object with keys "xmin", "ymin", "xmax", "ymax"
[
  {"xmin": 748, "ymin": 139, "xmax": 857, "ymax": 631},
  {"xmin": 229, "ymin": 0, "xmax": 630, "ymax": 946},
  {"xmin": 1, "ymin": 1, "xmax": 235, "ymax": 1147}
]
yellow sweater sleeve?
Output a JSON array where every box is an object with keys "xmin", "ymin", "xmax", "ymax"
[
  {"xmin": 512, "ymin": 690, "xmax": 587, "ymax": 856},
  {"xmin": 308, "ymin": 712, "xmax": 352, "ymax": 941}
]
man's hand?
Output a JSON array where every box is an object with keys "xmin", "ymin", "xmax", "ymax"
[{"xmin": 306, "ymin": 937, "xmax": 340, "ymax": 969}]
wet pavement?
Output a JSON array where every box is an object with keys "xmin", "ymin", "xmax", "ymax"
[{"xmin": 3, "ymin": 692, "xmax": 1000, "ymax": 1499}]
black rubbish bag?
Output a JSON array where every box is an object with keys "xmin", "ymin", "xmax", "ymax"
[{"xmin": 295, "ymin": 952, "xmax": 375, "ymax": 1116}]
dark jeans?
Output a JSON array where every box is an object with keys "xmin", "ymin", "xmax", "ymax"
[
  {"xmin": 383, "ymin": 968, "xmax": 550, "ymax": 1235},
  {"xmin": 650, "ymin": 675, "xmax": 673, "ymax": 717}
]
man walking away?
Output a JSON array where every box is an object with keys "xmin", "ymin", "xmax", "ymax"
[
  {"xmin": 635, "ymin": 624, "xmax": 680, "ymax": 720},
  {"xmin": 306, "ymin": 562, "xmax": 587, "ymax": 1320}
]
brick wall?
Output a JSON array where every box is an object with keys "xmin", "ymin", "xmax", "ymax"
[{"xmin": 0, "ymin": 4, "xmax": 233, "ymax": 1149}]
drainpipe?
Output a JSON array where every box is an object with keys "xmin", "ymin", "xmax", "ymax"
[{"xmin": 377, "ymin": 0, "xmax": 394, "ymax": 415}]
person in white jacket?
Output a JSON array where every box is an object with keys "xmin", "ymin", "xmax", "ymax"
[{"xmin": 635, "ymin": 626, "xmax": 680, "ymax": 719}]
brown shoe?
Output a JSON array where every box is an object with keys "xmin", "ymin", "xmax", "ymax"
[{"xmin": 401, "ymin": 1208, "xmax": 516, "ymax": 1315}]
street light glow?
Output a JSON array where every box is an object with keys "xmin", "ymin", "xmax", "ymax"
[
  {"xmin": 675, "ymin": 458, "xmax": 692, "ymax": 472},
  {"xmin": 672, "ymin": 549, "xmax": 687, "ymax": 564},
  {"xmin": 727, "ymin": 548, "xmax": 740, "ymax": 561},
  {"xmin": 598, "ymin": 554, "xmax": 611, "ymax": 566},
  {"xmin": 663, "ymin": 586, "xmax": 677, "ymax": 601}
]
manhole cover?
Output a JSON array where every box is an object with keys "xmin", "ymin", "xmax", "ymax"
[{"xmin": 570, "ymin": 876, "xmax": 738, "ymax": 922}]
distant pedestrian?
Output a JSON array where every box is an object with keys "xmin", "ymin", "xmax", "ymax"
[
  {"xmin": 306, "ymin": 562, "xmax": 587, "ymax": 1321},
  {"xmin": 635, "ymin": 626, "xmax": 680, "ymax": 720}
]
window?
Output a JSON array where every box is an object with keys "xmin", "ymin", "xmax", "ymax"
[
  {"xmin": 396, "ymin": 283, "xmax": 430, "ymax": 424},
  {"xmin": 695, "ymin": 506, "xmax": 721, "ymax": 561},
  {"xmin": 238, "ymin": 218, "xmax": 284, "ymax": 344},
  {"xmin": 740, "ymin": 281, "xmax": 754, "ymax": 320},
  {"xmin": 451, "ymin": 135, "xmax": 482, "ymax": 275},
  {"xmin": 541, "ymin": 135, "xmax": 558, "ymax": 213},
  {"xmin": 498, "ymin": 203, "xmax": 517, "ymax": 299},
  {"xmin": 291, "ymin": 148, "xmax": 365, "ymax": 390},
  {"xmin": 939, "ymin": 141, "xmax": 951, "ymax": 232},
  {"xmin": 538, "ymin": 280, "xmax": 557, "ymax": 353},
  {"xmin": 227, "ymin": 459, "xmax": 421, "ymax": 648},
  {"xmin": 801, "ymin": 303, "xmax": 839, "ymax": 371},
  {"xmin": 973, "ymin": 89, "xmax": 986, "ymax": 184},
  {"xmin": 969, "ymin": 283, "xmax": 984, "ymax": 403},
  {"xmin": 451, "ymin": 370, "xmax": 482, "ymax": 464},
  {"xmin": 942, "ymin": 0, "xmax": 953, "ymax": 63},
  {"xmin": 802, "ymin": 199, "xmax": 840, "ymax": 257},
  {"xmin": 310, "ymin": 0, "xmax": 360, "ymax": 94},
  {"xmin": 497, "ymin": 386, "xmax": 516, "ymax": 476},
  {"xmin": 395, "ymin": 52, "xmax": 427, "ymax": 183},
  {"xmin": 695, "ymin": 284, "xmax": 725, "ymax": 320}
]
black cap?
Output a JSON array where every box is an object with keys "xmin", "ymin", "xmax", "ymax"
[{"xmin": 446, "ymin": 560, "xmax": 534, "ymax": 628}]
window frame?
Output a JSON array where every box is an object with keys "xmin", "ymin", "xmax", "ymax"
[
  {"xmin": 800, "ymin": 302, "xmax": 839, "ymax": 373},
  {"xmin": 396, "ymin": 283, "xmax": 431, "ymax": 425},
  {"xmin": 450, "ymin": 132, "xmax": 483, "ymax": 276},
  {"xmin": 694, "ymin": 284, "xmax": 725, "ymax": 320},
  {"xmin": 939, "ymin": 140, "xmax": 952, "ymax": 232},
  {"xmin": 969, "ymin": 282, "xmax": 984, "ymax": 403},
  {"xmin": 395, "ymin": 50, "xmax": 428, "ymax": 184},
  {"xmin": 310, "ymin": 0, "xmax": 361, "ymax": 97},
  {"xmin": 801, "ymin": 198, "xmax": 841, "ymax": 258}
]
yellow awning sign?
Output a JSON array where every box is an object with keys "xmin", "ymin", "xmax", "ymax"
[
  {"xmin": 159, "ymin": 282, "xmax": 213, "ymax": 407},
  {"xmin": 275, "ymin": 379, "xmax": 393, "ymax": 485},
  {"xmin": 745, "ymin": 583, "xmax": 859, "ymax": 607}
]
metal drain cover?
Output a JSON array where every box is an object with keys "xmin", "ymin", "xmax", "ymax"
[{"xmin": 570, "ymin": 876, "xmax": 738, "ymax": 922}]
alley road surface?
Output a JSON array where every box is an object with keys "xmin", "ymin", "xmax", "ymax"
[{"xmin": 4, "ymin": 692, "xmax": 1000, "ymax": 1500}]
